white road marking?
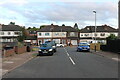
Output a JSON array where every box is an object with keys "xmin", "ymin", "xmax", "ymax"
[
  {"xmin": 64, "ymin": 48, "xmax": 75, "ymax": 65},
  {"xmin": 3, "ymin": 61, "xmax": 14, "ymax": 63},
  {"xmin": 69, "ymin": 57, "xmax": 75, "ymax": 65},
  {"xmin": 112, "ymin": 58, "xmax": 120, "ymax": 61}
]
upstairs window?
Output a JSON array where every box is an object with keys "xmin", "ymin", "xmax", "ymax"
[
  {"xmin": 1, "ymin": 32, "xmax": 4, "ymax": 35},
  {"xmin": 84, "ymin": 34, "xmax": 89, "ymax": 36},
  {"xmin": 14, "ymin": 32, "xmax": 19, "ymax": 35},
  {"xmin": 45, "ymin": 33, "xmax": 49, "ymax": 36},
  {"xmin": 39, "ymin": 33, "xmax": 41, "ymax": 36},
  {"xmin": 8, "ymin": 32, "xmax": 11, "ymax": 35},
  {"xmin": 70, "ymin": 32, "xmax": 75, "ymax": 36},
  {"xmin": 100, "ymin": 33, "xmax": 105, "ymax": 36},
  {"xmin": 81, "ymin": 34, "xmax": 83, "ymax": 36},
  {"xmin": 55, "ymin": 33, "xmax": 59, "ymax": 36},
  {"xmin": 94, "ymin": 33, "xmax": 98, "ymax": 36}
]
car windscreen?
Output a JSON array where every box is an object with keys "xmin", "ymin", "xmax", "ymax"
[
  {"xmin": 79, "ymin": 43, "xmax": 88, "ymax": 46},
  {"xmin": 41, "ymin": 44, "xmax": 51, "ymax": 47}
]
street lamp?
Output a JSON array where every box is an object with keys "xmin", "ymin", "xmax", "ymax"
[{"xmin": 93, "ymin": 10, "xmax": 97, "ymax": 52}]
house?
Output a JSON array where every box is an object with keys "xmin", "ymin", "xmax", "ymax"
[
  {"xmin": 0, "ymin": 24, "xmax": 22, "ymax": 47},
  {"xmin": 80, "ymin": 24, "xmax": 118, "ymax": 44},
  {"xmin": 37, "ymin": 24, "xmax": 80, "ymax": 45},
  {"xmin": 24, "ymin": 36, "xmax": 37, "ymax": 45}
]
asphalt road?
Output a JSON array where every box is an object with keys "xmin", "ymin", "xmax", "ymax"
[{"xmin": 3, "ymin": 47, "xmax": 118, "ymax": 78}]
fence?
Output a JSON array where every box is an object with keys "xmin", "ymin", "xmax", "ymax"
[
  {"xmin": 90, "ymin": 43, "xmax": 100, "ymax": 51},
  {"xmin": 101, "ymin": 39, "xmax": 120, "ymax": 53}
]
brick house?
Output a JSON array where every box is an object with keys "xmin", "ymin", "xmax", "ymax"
[
  {"xmin": 80, "ymin": 24, "xmax": 118, "ymax": 44},
  {"xmin": 37, "ymin": 24, "xmax": 80, "ymax": 46}
]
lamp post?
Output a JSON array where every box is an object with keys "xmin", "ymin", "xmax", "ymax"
[{"xmin": 93, "ymin": 10, "xmax": 97, "ymax": 52}]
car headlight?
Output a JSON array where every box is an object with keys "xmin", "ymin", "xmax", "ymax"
[
  {"xmin": 79, "ymin": 47, "xmax": 82, "ymax": 48},
  {"xmin": 87, "ymin": 47, "xmax": 90, "ymax": 48},
  {"xmin": 39, "ymin": 49, "xmax": 42, "ymax": 51},
  {"xmin": 49, "ymin": 49, "xmax": 53, "ymax": 51}
]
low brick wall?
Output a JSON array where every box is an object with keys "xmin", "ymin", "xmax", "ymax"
[
  {"xmin": 15, "ymin": 46, "xmax": 27, "ymax": 54},
  {"xmin": 4, "ymin": 48, "xmax": 15, "ymax": 57},
  {"xmin": 90, "ymin": 43, "xmax": 100, "ymax": 51}
]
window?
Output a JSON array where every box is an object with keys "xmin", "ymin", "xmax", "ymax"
[
  {"xmin": 8, "ymin": 32, "xmax": 11, "ymax": 35},
  {"xmin": 45, "ymin": 33, "xmax": 49, "ymax": 36},
  {"xmin": 62, "ymin": 33, "xmax": 66, "ymax": 35},
  {"xmin": 14, "ymin": 32, "xmax": 19, "ymax": 35},
  {"xmin": 94, "ymin": 33, "xmax": 97, "ymax": 36},
  {"xmin": 84, "ymin": 34, "xmax": 89, "ymax": 36},
  {"xmin": 70, "ymin": 32, "xmax": 75, "ymax": 36},
  {"xmin": 55, "ymin": 33, "xmax": 59, "ymax": 36},
  {"xmin": 1, "ymin": 32, "xmax": 4, "ymax": 35},
  {"xmin": 81, "ymin": 34, "xmax": 83, "ymax": 36},
  {"xmin": 39, "ymin": 33, "xmax": 41, "ymax": 36},
  {"xmin": 100, "ymin": 33, "xmax": 105, "ymax": 36}
]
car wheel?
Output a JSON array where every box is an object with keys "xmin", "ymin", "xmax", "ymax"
[{"xmin": 49, "ymin": 52, "xmax": 53, "ymax": 56}]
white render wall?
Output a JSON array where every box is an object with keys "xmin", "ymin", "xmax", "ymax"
[
  {"xmin": 37, "ymin": 32, "xmax": 67, "ymax": 38},
  {"xmin": 37, "ymin": 32, "xmax": 52, "ymax": 38},
  {"xmin": 52, "ymin": 32, "xmax": 66, "ymax": 37},
  {"xmin": 0, "ymin": 31, "xmax": 21, "ymax": 37},
  {"xmin": 80, "ymin": 32, "xmax": 118, "ymax": 38}
]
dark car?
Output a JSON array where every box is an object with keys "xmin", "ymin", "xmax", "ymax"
[
  {"xmin": 45, "ymin": 41, "xmax": 57, "ymax": 52},
  {"xmin": 38, "ymin": 43, "xmax": 54, "ymax": 56},
  {"xmin": 77, "ymin": 42, "xmax": 90, "ymax": 52}
]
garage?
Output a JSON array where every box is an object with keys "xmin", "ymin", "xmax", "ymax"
[{"xmin": 71, "ymin": 40, "xmax": 78, "ymax": 45}]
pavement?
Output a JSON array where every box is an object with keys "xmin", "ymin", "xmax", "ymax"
[
  {"xmin": 90, "ymin": 50, "xmax": 120, "ymax": 62},
  {"xmin": 2, "ymin": 51, "xmax": 37, "ymax": 76}
]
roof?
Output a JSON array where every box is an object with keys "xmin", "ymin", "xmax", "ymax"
[
  {"xmin": 1, "ymin": 25, "xmax": 22, "ymax": 31},
  {"xmin": 80, "ymin": 25, "xmax": 118, "ymax": 33},
  {"xmin": 38, "ymin": 25, "xmax": 78, "ymax": 32}
]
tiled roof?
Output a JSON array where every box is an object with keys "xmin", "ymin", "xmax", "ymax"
[
  {"xmin": 38, "ymin": 25, "xmax": 78, "ymax": 32},
  {"xmin": 80, "ymin": 25, "xmax": 118, "ymax": 33},
  {"xmin": 1, "ymin": 25, "xmax": 22, "ymax": 31}
]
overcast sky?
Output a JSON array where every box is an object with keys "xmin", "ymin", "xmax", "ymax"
[{"xmin": 0, "ymin": 0, "xmax": 118, "ymax": 29}]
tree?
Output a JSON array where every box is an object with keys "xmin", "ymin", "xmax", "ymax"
[
  {"xmin": 40, "ymin": 25, "xmax": 45, "ymax": 29},
  {"xmin": 17, "ymin": 27, "xmax": 27, "ymax": 42},
  {"xmin": 106, "ymin": 34, "xmax": 118, "ymax": 40},
  {"xmin": 27, "ymin": 27, "xmax": 31, "ymax": 30},
  {"xmin": 9, "ymin": 22, "xmax": 15, "ymax": 25}
]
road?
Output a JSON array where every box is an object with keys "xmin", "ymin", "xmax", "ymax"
[{"xmin": 3, "ymin": 47, "xmax": 118, "ymax": 78}]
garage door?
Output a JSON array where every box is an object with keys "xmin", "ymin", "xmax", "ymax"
[{"xmin": 71, "ymin": 40, "xmax": 77, "ymax": 45}]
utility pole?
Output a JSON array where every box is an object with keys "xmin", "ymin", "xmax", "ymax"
[{"xmin": 93, "ymin": 10, "xmax": 97, "ymax": 52}]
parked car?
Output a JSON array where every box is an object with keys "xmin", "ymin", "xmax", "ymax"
[
  {"xmin": 45, "ymin": 41, "xmax": 57, "ymax": 52},
  {"xmin": 38, "ymin": 43, "xmax": 55, "ymax": 56},
  {"xmin": 77, "ymin": 42, "xmax": 90, "ymax": 52},
  {"xmin": 56, "ymin": 43, "xmax": 65, "ymax": 47}
]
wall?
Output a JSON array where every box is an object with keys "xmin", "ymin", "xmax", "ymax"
[
  {"xmin": 37, "ymin": 32, "xmax": 52, "ymax": 38},
  {"xmin": 90, "ymin": 43, "xmax": 100, "ymax": 51},
  {"xmin": 15, "ymin": 46, "xmax": 27, "ymax": 54},
  {"xmin": 3, "ymin": 48, "xmax": 15, "ymax": 57}
]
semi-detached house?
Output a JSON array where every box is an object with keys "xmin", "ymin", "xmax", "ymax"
[
  {"xmin": 80, "ymin": 24, "xmax": 118, "ymax": 44},
  {"xmin": 0, "ymin": 24, "xmax": 22, "ymax": 47},
  {"xmin": 37, "ymin": 24, "xmax": 80, "ymax": 46}
]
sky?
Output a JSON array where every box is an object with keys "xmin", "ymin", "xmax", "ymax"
[{"xmin": 0, "ymin": 0, "xmax": 118, "ymax": 29}]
